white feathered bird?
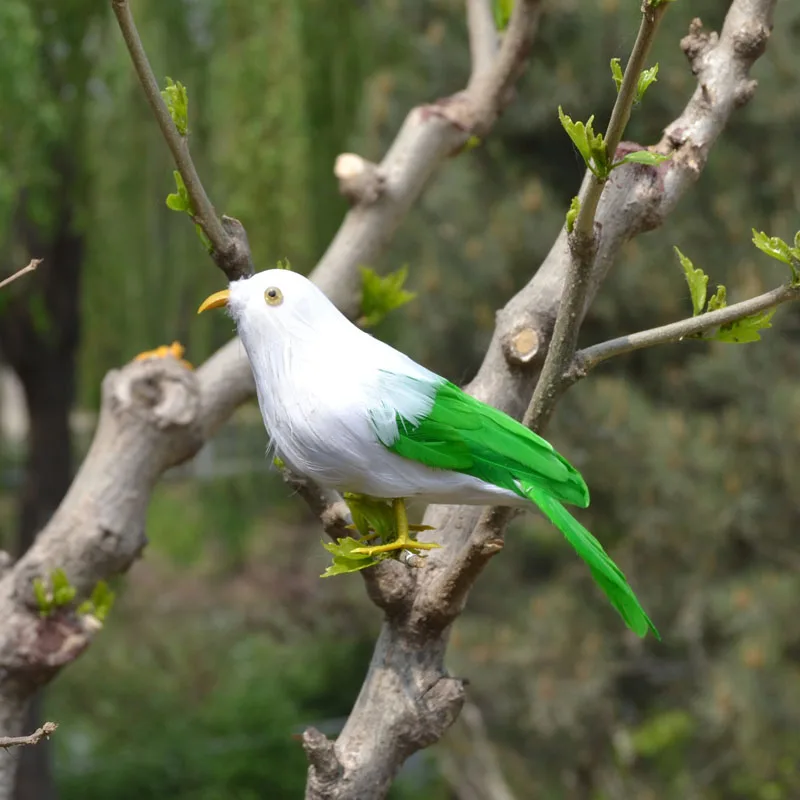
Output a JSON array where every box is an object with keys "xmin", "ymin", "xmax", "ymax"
[{"xmin": 198, "ymin": 268, "xmax": 658, "ymax": 638}]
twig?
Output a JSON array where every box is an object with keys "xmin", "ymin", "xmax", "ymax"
[
  {"xmin": 0, "ymin": 722, "xmax": 57, "ymax": 750},
  {"xmin": 464, "ymin": 0, "xmax": 541, "ymax": 132},
  {"xmin": 525, "ymin": 0, "xmax": 669, "ymax": 434},
  {"xmin": 570, "ymin": 282, "xmax": 799, "ymax": 379},
  {"xmin": 110, "ymin": 0, "xmax": 252, "ymax": 281},
  {"xmin": 466, "ymin": 0, "xmax": 499, "ymax": 86},
  {"xmin": 0, "ymin": 259, "xmax": 42, "ymax": 291}
]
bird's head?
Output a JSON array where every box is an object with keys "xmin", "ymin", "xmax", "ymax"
[{"xmin": 197, "ymin": 269, "xmax": 341, "ymax": 342}]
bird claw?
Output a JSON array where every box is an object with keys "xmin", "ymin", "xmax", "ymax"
[
  {"xmin": 133, "ymin": 341, "xmax": 193, "ymax": 370},
  {"xmin": 351, "ymin": 540, "xmax": 441, "ymax": 557}
]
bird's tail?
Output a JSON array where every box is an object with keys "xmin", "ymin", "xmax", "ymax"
[{"xmin": 524, "ymin": 485, "xmax": 660, "ymax": 639}]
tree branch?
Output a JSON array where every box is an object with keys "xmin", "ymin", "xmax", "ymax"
[
  {"xmin": 0, "ymin": 259, "xmax": 41, "ymax": 291},
  {"xmin": 315, "ymin": 0, "xmax": 541, "ymax": 308},
  {"xmin": 526, "ymin": 0, "xmax": 669, "ymax": 434},
  {"xmin": 0, "ymin": 723, "xmax": 57, "ymax": 751},
  {"xmin": 466, "ymin": 0, "xmax": 498, "ymax": 85},
  {"xmin": 415, "ymin": 0, "xmax": 777, "ymax": 637},
  {"xmin": 110, "ymin": 0, "xmax": 253, "ymax": 281},
  {"xmin": 570, "ymin": 281, "xmax": 799, "ymax": 379}
]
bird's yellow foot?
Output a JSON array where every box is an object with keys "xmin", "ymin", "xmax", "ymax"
[
  {"xmin": 351, "ymin": 539, "xmax": 441, "ymax": 557},
  {"xmin": 351, "ymin": 499, "xmax": 440, "ymax": 557},
  {"xmin": 134, "ymin": 341, "xmax": 193, "ymax": 370}
]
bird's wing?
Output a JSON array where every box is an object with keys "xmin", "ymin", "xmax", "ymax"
[
  {"xmin": 368, "ymin": 374, "xmax": 589, "ymax": 508},
  {"xmin": 368, "ymin": 372, "xmax": 659, "ymax": 640}
]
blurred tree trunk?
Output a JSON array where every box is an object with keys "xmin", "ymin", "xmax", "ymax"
[{"xmin": 0, "ymin": 177, "xmax": 83, "ymax": 800}]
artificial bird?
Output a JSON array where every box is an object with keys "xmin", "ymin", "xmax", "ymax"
[{"xmin": 198, "ymin": 269, "xmax": 658, "ymax": 638}]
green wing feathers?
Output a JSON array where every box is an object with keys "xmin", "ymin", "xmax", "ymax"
[
  {"xmin": 525, "ymin": 486, "xmax": 660, "ymax": 639},
  {"xmin": 389, "ymin": 380, "xmax": 590, "ymax": 508},
  {"xmin": 373, "ymin": 376, "xmax": 658, "ymax": 639}
]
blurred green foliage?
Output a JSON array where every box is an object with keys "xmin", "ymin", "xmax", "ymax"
[{"xmin": 2, "ymin": 0, "xmax": 800, "ymax": 797}]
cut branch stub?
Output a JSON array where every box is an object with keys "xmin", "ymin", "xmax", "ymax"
[
  {"xmin": 502, "ymin": 323, "xmax": 541, "ymax": 365},
  {"xmin": 303, "ymin": 727, "xmax": 343, "ymax": 795},
  {"xmin": 334, "ymin": 153, "xmax": 386, "ymax": 206}
]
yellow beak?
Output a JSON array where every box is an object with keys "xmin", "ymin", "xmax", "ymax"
[{"xmin": 197, "ymin": 289, "xmax": 230, "ymax": 314}]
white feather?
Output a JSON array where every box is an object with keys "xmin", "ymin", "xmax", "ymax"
[{"xmin": 227, "ymin": 270, "xmax": 526, "ymax": 506}]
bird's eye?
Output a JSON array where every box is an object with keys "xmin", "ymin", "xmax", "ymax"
[{"xmin": 264, "ymin": 287, "xmax": 283, "ymax": 306}]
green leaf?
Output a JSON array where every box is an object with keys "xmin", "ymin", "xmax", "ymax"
[
  {"xmin": 614, "ymin": 150, "xmax": 671, "ymax": 168},
  {"xmin": 636, "ymin": 63, "xmax": 659, "ymax": 103},
  {"xmin": 674, "ymin": 247, "xmax": 708, "ymax": 316},
  {"xmin": 343, "ymin": 494, "xmax": 395, "ymax": 540},
  {"xmin": 714, "ymin": 308, "xmax": 776, "ymax": 344},
  {"xmin": 565, "ymin": 195, "xmax": 580, "ymax": 233},
  {"xmin": 195, "ymin": 223, "xmax": 212, "ymax": 253},
  {"xmin": 558, "ymin": 107, "xmax": 592, "ymax": 166},
  {"xmin": 276, "ymin": 258, "xmax": 292, "ymax": 271},
  {"xmin": 165, "ymin": 193, "xmax": 187, "ymax": 212},
  {"xmin": 33, "ymin": 577, "xmax": 52, "ymax": 617},
  {"xmin": 51, "ymin": 568, "xmax": 76, "ymax": 607},
  {"xmin": 89, "ymin": 580, "xmax": 115, "ymax": 622},
  {"xmin": 359, "ymin": 266, "xmax": 415, "ymax": 328},
  {"xmin": 752, "ymin": 229, "xmax": 800, "ymax": 283},
  {"xmin": 610, "ymin": 58, "xmax": 623, "ymax": 93},
  {"xmin": 492, "ymin": 0, "xmax": 514, "ymax": 30},
  {"xmin": 707, "ymin": 284, "xmax": 727, "ymax": 312},
  {"xmin": 320, "ymin": 537, "xmax": 379, "ymax": 577},
  {"xmin": 160, "ymin": 77, "xmax": 189, "ymax": 136},
  {"xmin": 751, "ymin": 229, "xmax": 793, "ymax": 265},
  {"xmin": 165, "ymin": 171, "xmax": 193, "ymax": 214},
  {"xmin": 558, "ymin": 107, "xmax": 609, "ymax": 179}
]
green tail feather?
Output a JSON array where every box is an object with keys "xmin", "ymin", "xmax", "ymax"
[{"xmin": 525, "ymin": 486, "xmax": 660, "ymax": 640}]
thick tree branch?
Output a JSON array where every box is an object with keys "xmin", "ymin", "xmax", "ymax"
[
  {"xmin": 0, "ymin": 723, "xmax": 57, "ymax": 751},
  {"xmin": 110, "ymin": 0, "xmax": 253, "ymax": 281},
  {"xmin": 570, "ymin": 281, "xmax": 799, "ymax": 379}
]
